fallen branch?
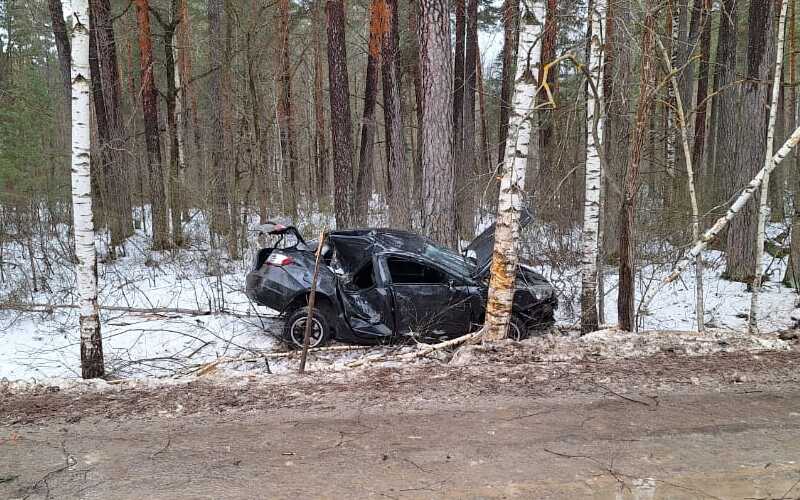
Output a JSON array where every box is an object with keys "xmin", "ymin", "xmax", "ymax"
[
  {"xmin": 638, "ymin": 123, "xmax": 800, "ymax": 313},
  {"xmin": 0, "ymin": 301, "xmax": 261, "ymax": 319},
  {"xmin": 190, "ymin": 345, "xmax": 375, "ymax": 376},
  {"xmin": 345, "ymin": 330, "xmax": 484, "ymax": 368}
]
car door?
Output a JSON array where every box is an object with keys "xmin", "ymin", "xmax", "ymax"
[
  {"xmin": 337, "ymin": 256, "xmax": 395, "ymax": 342},
  {"xmin": 384, "ymin": 255, "xmax": 473, "ymax": 337}
]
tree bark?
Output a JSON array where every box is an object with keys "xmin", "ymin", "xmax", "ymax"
[
  {"xmin": 496, "ymin": 0, "xmax": 520, "ymax": 168},
  {"xmin": 326, "ymin": 0, "xmax": 356, "ymax": 228},
  {"xmin": 419, "ymin": 0, "xmax": 456, "ymax": 247},
  {"xmin": 784, "ymin": 0, "xmax": 800, "ymax": 289},
  {"xmin": 453, "ymin": 0, "xmax": 465, "ymax": 187},
  {"xmin": 458, "ymin": 0, "xmax": 479, "ymax": 238},
  {"xmin": 206, "ymin": 0, "xmax": 230, "ymax": 244},
  {"xmin": 709, "ymin": 0, "xmax": 738, "ymax": 221},
  {"xmin": 48, "ymin": 0, "xmax": 71, "ymax": 100},
  {"xmin": 161, "ymin": 5, "xmax": 183, "ymax": 247},
  {"xmin": 601, "ymin": 0, "xmax": 633, "ymax": 260},
  {"xmin": 483, "ymin": 1, "xmax": 545, "ymax": 341},
  {"xmin": 355, "ymin": 0, "xmax": 386, "ymax": 226},
  {"xmin": 407, "ymin": 0, "xmax": 424, "ymax": 219},
  {"xmin": 750, "ymin": 0, "xmax": 788, "ymax": 333},
  {"xmin": 382, "ymin": 0, "xmax": 411, "ymax": 230},
  {"xmin": 313, "ymin": 0, "xmax": 329, "ymax": 201},
  {"xmin": 69, "ymin": 0, "xmax": 105, "ymax": 379},
  {"xmin": 581, "ymin": 0, "xmax": 605, "ymax": 334},
  {"xmin": 725, "ymin": 0, "xmax": 776, "ymax": 282},
  {"xmin": 690, "ymin": 0, "xmax": 711, "ymax": 185},
  {"xmin": 134, "ymin": 0, "xmax": 170, "ymax": 250},
  {"xmin": 277, "ymin": 0, "xmax": 297, "ymax": 217},
  {"xmin": 617, "ymin": 2, "xmax": 657, "ymax": 332},
  {"xmin": 89, "ymin": 0, "xmax": 133, "ymax": 253}
]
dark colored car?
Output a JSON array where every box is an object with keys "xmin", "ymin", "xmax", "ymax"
[{"xmin": 245, "ymin": 221, "xmax": 557, "ymax": 348}]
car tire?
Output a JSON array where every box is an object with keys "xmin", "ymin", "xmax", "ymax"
[{"xmin": 283, "ymin": 306, "xmax": 333, "ymax": 349}]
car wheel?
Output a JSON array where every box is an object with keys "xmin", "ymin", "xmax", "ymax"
[{"xmin": 284, "ymin": 306, "xmax": 332, "ymax": 349}]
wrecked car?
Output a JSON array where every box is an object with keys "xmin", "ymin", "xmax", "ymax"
[{"xmin": 245, "ymin": 220, "xmax": 557, "ymax": 348}]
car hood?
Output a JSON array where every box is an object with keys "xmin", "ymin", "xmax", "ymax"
[{"xmin": 465, "ymin": 208, "xmax": 533, "ymax": 277}]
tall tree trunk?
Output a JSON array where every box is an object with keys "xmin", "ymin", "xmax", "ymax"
[
  {"xmin": 134, "ymin": 0, "xmax": 170, "ymax": 250},
  {"xmin": 725, "ymin": 0, "xmax": 776, "ymax": 282},
  {"xmin": 581, "ymin": 0, "xmax": 605, "ymax": 334},
  {"xmin": 484, "ymin": 0, "xmax": 545, "ymax": 341},
  {"xmin": 419, "ymin": 0, "xmax": 456, "ymax": 247},
  {"xmin": 476, "ymin": 51, "xmax": 492, "ymax": 181},
  {"xmin": 161, "ymin": 8, "xmax": 183, "ymax": 247},
  {"xmin": 496, "ymin": 0, "xmax": 520, "ymax": 168},
  {"xmin": 326, "ymin": 0, "xmax": 356, "ymax": 227},
  {"xmin": 246, "ymin": 33, "xmax": 271, "ymax": 223},
  {"xmin": 784, "ymin": 0, "xmax": 800, "ymax": 289},
  {"xmin": 537, "ymin": 0, "xmax": 557, "ymax": 211},
  {"xmin": 207, "ymin": 0, "xmax": 230, "ymax": 243},
  {"xmin": 458, "ymin": 0, "xmax": 478, "ymax": 238},
  {"xmin": 601, "ymin": 0, "xmax": 633, "ymax": 260},
  {"xmin": 665, "ymin": 0, "xmax": 678, "ymax": 182},
  {"xmin": 313, "ymin": 0, "xmax": 328, "ymax": 201},
  {"xmin": 408, "ymin": 0, "xmax": 424, "ymax": 218},
  {"xmin": 69, "ymin": 0, "xmax": 105, "ymax": 379},
  {"xmin": 91, "ymin": 0, "xmax": 132, "ymax": 252},
  {"xmin": 690, "ymin": 0, "xmax": 711, "ymax": 185},
  {"xmin": 355, "ymin": 0, "xmax": 386, "ymax": 226},
  {"xmin": 709, "ymin": 0, "xmax": 738, "ymax": 221},
  {"xmin": 453, "ymin": 0, "xmax": 465, "ymax": 189},
  {"xmin": 48, "ymin": 0, "xmax": 71, "ymax": 100},
  {"xmin": 617, "ymin": 2, "xmax": 657, "ymax": 332},
  {"xmin": 173, "ymin": 0, "xmax": 188, "ymax": 226},
  {"xmin": 750, "ymin": 0, "xmax": 788, "ymax": 332},
  {"xmin": 382, "ymin": 0, "xmax": 411, "ymax": 230},
  {"xmin": 277, "ymin": 0, "xmax": 297, "ymax": 216}
]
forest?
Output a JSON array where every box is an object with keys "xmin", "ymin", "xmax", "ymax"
[{"xmin": 1, "ymin": 0, "xmax": 799, "ymax": 380}]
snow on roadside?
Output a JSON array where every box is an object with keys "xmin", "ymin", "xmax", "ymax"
[{"xmin": 0, "ymin": 212, "xmax": 797, "ymax": 382}]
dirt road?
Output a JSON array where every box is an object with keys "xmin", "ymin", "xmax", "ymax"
[{"xmin": 2, "ymin": 349, "xmax": 800, "ymax": 499}]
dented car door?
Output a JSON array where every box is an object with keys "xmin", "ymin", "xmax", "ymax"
[
  {"xmin": 384, "ymin": 255, "xmax": 474, "ymax": 337},
  {"xmin": 337, "ymin": 255, "xmax": 395, "ymax": 342}
]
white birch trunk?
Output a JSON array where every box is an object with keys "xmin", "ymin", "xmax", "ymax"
[
  {"xmin": 70, "ymin": 0, "xmax": 105, "ymax": 379},
  {"xmin": 654, "ymin": 33, "xmax": 704, "ymax": 332},
  {"xmin": 638, "ymin": 123, "xmax": 800, "ymax": 314},
  {"xmin": 665, "ymin": 0, "xmax": 679, "ymax": 179},
  {"xmin": 750, "ymin": 0, "xmax": 789, "ymax": 333},
  {"xmin": 172, "ymin": 29, "xmax": 186, "ymax": 181},
  {"xmin": 483, "ymin": 1, "xmax": 544, "ymax": 341},
  {"xmin": 580, "ymin": 0, "xmax": 605, "ymax": 334}
]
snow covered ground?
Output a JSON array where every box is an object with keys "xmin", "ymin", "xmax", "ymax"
[{"xmin": 0, "ymin": 208, "xmax": 797, "ymax": 381}]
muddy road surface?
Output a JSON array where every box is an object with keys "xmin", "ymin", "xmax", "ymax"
[{"xmin": 2, "ymin": 349, "xmax": 800, "ymax": 499}]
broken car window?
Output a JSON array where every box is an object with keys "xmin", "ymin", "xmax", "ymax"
[
  {"xmin": 351, "ymin": 261, "xmax": 376, "ymax": 289},
  {"xmin": 387, "ymin": 258, "xmax": 448, "ymax": 285}
]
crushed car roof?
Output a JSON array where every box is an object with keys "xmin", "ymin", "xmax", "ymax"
[{"xmin": 327, "ymin": 229, "xmax": 437, "ymax": 272}]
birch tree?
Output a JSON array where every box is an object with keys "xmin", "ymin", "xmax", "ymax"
[
  {"xmin": 580, "ymin": 0, "xmax": 605, "ymax": 334},
  {"xmin": 750, "ymin": 0, "xmax": 789, "ymax": 333},
  {"xmin": 640, "ymin": 124, "xmax": 800, "ymax": 310},
  {"xmin": 654, "ymin": 26, "xmax": 704, "ymax": 332},
  {"xmin": 70, "ymin": 0, "xmax": 105, "ymax": 379},
  {"xmin": 483, "ymin": 0, "xmax": 544, "ymax": 341}
]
